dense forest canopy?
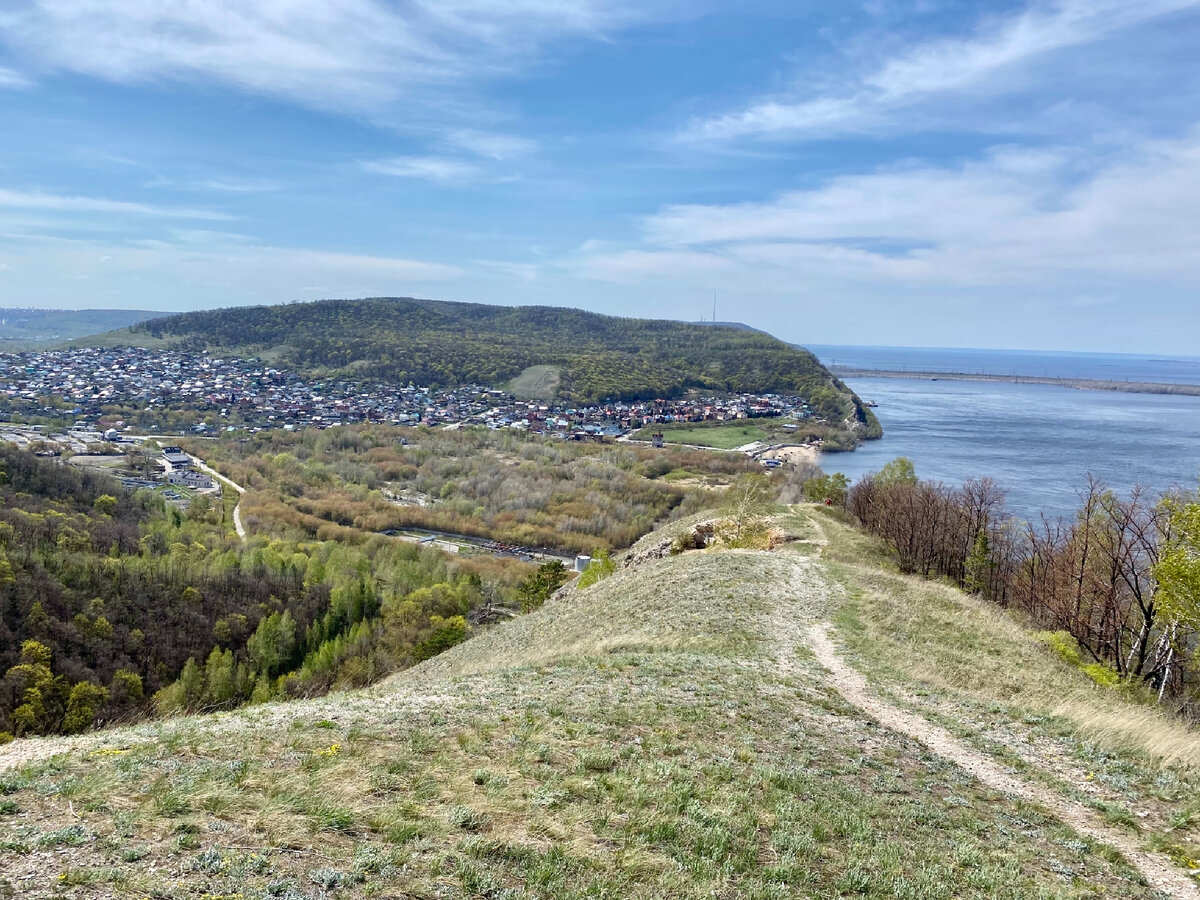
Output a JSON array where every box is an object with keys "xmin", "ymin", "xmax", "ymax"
[{"xmin": 128, "ymin": 297, "xmax": 867, "ymax": 416}]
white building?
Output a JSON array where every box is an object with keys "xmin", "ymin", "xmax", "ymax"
[{"xmin": 167, "ymin": 469, "xmax": 216, "ymax": 490}]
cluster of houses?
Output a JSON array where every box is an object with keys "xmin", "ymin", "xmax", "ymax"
[{"xmin": 0, "ymin": 346, "xmax": 815, "ymax": 438}]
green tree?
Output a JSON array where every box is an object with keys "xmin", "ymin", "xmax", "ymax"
[
  {"xmin": 577, "ymin": 549, "xmax": 617, "ymax": 589},
  {"xmin": 517, "ymin": 561, "xmax": 569, "ymax": 612},
  {"xmin": 876, "ymin": 457, "xmax": 918, "ymax": 487},
  {"xmin": 110, "ymin": 669, "xmax": 144, "ymax": 706},
  {"xmin": 803, "ymin": 472, "xmax": 850, "ymax": 507},
  {"xmin": 93, "ymin": 494, "xmax": 118, "ymax": 516},
  {"xmin": 250, "ymin": 672, "xmax": 275, "ymax": 705},
  {"xmin": 247, "ymin": 611, "xmax": 297, "ymax": 677},
  {"xmin": 720, "ymin": 473, "xmax": 774, "ymax": 547},
  {"xmin": 1154, "ymin": 494, "xmax": 1200, "ymax": 630},
  {"xmin": 1148, "ymin": 493, "xmax": 1200, "ymax": 700},
  {"xmin": 964, "ymin": 528, "xmax": 992, "ymax": 595},
  {"xmin": 203, "ymin": 647, "xmax": 238, "ymax": 709},
  {"xmin": 62, "ymin": 681, "xmax": 109, "ymax": 734},
  {"xmin": 413, "ymin": 615, "xmax": 469, "ymax": 662},
  {"xmin": 6, "ymin": 641, "xmax": 61, "ymax": 735},
  {"xmin": 177, "ymin": 657, "xmax": 205, "ymax": 710}
]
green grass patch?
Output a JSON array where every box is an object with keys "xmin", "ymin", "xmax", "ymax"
[{"xmin": 639, "ymin": 421, "xmax": 770, "ymax": 449}]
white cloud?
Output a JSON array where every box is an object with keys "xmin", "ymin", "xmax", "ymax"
[
  {"xmin": 685, "ymin": 0, "xmax": 1200, "ymax": 141},
  {"xmin": 0, "ymin": 262, "xmax": 11, "ymax": 271},
  {"xmin": 0, "ymin": 0, "xmax": 658, "ymax": 113},
  {"xmin": 445, "ymin": 129, "xmax": 535, "ymax": 159},
  {"xmin": 360, "ymin": 156, "xmax": 483, "ymax": 182},
  {"xmin": 644, "ymin": 147, "xmax": 1065, "ymax": 248},
  {"xmin": 0, "ymin": 64, "xmax": 29, "ymax": 87},
  {"xmin": 578, "ymin": 131, "xmax": 1200, "ymax": 299},
  {"xmin": 574, "ymin": 248, "xmax": 736, "ymax": 284},
  {"xmin": 199, "ymin": 178, "xmax": 281, "ymax": 193},
  {"xmin": 0, "ymin": 188, "xmax": 230, "ymax": 220}
]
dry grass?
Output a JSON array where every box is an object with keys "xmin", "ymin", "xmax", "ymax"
[
  {"xmin": 401, "ymin": 550, "xmax": 804, "ymax": 683},
  {"xmin": 835, "ymin": 561, "xmax": 1200, "ymax": 769},
  {"xmin": 0, "ymin": 514, "xmax": 1193, "ymax": 897},
  {"xmin": 801, "ymin": 505, "xmax": 1200, "ymax": 870}
]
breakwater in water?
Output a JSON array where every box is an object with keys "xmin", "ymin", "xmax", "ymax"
[{"xmin": 829, "ymin": 367, "xmax": 1200, "ymax": 397}]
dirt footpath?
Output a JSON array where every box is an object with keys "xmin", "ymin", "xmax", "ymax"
[{"xmin": 802, "ymin": 620, "xmax": 1199, "ymax": 900}]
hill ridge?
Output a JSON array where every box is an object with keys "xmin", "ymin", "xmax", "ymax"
[
  {"xmin": 76, "ymin": 296, "xmax": 871, "ymax": 419},
  {"xmin": 2, "ymin": 509, "xmax": 1199, "ymax": 898}
]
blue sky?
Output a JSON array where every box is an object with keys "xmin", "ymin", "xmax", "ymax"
[{"xmin": 0, "ymin": 1, "xmax": 1199, "ymax": 352}]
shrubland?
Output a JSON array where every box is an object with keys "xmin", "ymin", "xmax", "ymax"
[
  {"xmin": 835, "ymin": 456, "xmax": 1200, "ymax": 710},
  {"xmin": 0, "ymin": 427, "xmax": 767, "ymax": 739},
  {"xmin": 182, "ymin": 425, "xmax": 761, "ymax": 552}
]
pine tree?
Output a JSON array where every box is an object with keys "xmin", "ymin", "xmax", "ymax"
[{"xmin": 964, "ymin": 528, "xmax": 992, "ymax": 595}]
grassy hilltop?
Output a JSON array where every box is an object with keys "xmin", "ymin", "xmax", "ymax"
[
  {"xmin": 3, "ymin": 508, "xmax": 1199, "ymax": 898},
  {"xmin": 85, "ymin": 297, "xmax": 870, "ymax": 417}
]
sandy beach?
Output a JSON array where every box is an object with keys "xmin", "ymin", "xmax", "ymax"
[{"xmin": 761, "ymin": 444, "xmax": 822, "ymax": 469}]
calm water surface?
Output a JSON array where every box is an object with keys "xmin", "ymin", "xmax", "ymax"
[
  {"xmin": 807, "ymin": 345, "xmax": 1200, "ymax": 384},
  {"xmin": 822, "ymin": 376, "xmax": 1200, "ymax": 521}
]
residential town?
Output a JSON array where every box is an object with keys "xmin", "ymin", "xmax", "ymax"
[{"xmin": 0, "ymin": 346, "xmax": 818, "ymax": 438}]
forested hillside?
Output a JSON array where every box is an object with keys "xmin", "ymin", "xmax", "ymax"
[
  {"xmin": 0, "ymin": 445, "xmax": 533, "ymax": 738},
  {"xmin": 120, "ymin": 297, "xmax": 867, "ymax": 415}
]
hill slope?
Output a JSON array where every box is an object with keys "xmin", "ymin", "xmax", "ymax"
[
  {"xmin": 2, "ymin": 509, "xmax": 1198, "ymax": 898},
  {"xmin": 89, "ymin": 297, "xmax": 868, "ymax": 417}
]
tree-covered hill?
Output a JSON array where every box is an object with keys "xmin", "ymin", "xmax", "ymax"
[{"xmin": 115, "ymin": 297, "xmax": 869, "ymax": 418}]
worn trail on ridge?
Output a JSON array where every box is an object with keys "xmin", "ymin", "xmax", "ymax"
[{"xmin": 777, "ymin": 551, "xmax": 1199, "ymax": 899}]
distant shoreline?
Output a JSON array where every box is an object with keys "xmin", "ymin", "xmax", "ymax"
[{"xmin": 829, "ymin": 367, "xmax": 1200, "ymax": 397}]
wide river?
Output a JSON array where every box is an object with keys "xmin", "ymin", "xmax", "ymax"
[{"xmin": 811, "ymin": 348, "xmax": 1200, "ymax": 521}]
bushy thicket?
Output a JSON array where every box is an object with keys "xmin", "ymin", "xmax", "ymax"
[
  {"xmin": 185, "ymin": 425, "xmax": 761, "ymax": 552},
  {"xmin": 846, "ymin": 459, "xmax": 1196, "ymax": 703}
]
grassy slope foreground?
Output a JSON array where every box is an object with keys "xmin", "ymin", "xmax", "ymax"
[
  {"xmin": 2, "ymin": 510, "xmax": 1200, "ymax": 898},
  {"xmin": 88, "ymin": 296, "xmax": 872, "ymax": 420}
]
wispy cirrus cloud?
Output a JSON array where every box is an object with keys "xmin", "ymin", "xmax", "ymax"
[
  {"xmin": 0, "ymin": 64, "xmax": 29, "ymax": 87},
  {"xmin": 684, "ymin": 0, "xmax": 1200, "ymax": 141},
  {"xmin": 0, "ymin": 189, "xmax": 231, "ymax": 220},
  {"xmin": 0, "ymin": 228, "xmax": 465, "ymax": 309},
  {"xmin": 197, "ymin": 177, "xmax": 281, "ymax": 194},
  {"xmin": 360, "ymin": 155, "xmax": 483, "ymax": 183},
  {"xmin": 0, "ymin": 0, "xmax": 662, "ymax": 114},
  {"xmin": 444, "ymin": 129, "xmax": 535, "ymax": 160}
]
